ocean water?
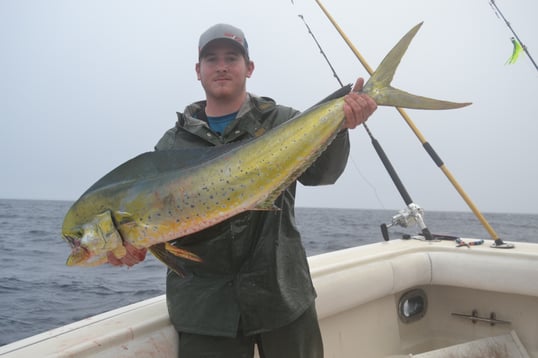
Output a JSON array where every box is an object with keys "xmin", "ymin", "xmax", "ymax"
[{"xmin": 0, "ymin": 198, "xmax": 537, "ymax": 346}]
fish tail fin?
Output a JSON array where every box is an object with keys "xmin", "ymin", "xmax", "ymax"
[
  {"xmin": 363, "ymin": 22, "xmax": 471, "ymax": 110},
  {"xmin": 149, "ymin": 242, "xmax": 202, "ymax": 277}
]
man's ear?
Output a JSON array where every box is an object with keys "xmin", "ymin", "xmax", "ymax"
[
  {"xmin": 195, "ymin": 63, "xmax": 201, "ymax": 80},
  {"xmin": 247, "ymin": 61, "xmax": 255, "ymax": 78}
]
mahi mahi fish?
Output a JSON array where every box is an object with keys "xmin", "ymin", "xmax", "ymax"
[{"xmin": 62, "ymin": 23, "xmax": 471, "ymax": 274}]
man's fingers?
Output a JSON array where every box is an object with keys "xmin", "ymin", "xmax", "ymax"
[
  {"xmin": 107, "ymin": 251, "xmax": 123, "ymax": 266},
  {"xmin": 352, "ymin": 77, "xmax": 365, "ymax": 92},
  {"xmin": 125, "ymin": 243, "xmax": 147, "ymax": 265},
  {"xmin": 107, "ymin": 242, "xmax": 147, "ymax": 267}
]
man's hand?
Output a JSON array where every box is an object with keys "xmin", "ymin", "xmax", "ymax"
[
  {"xmin": 342, "ymin": 77, "xmax": 377, "ymax": 129},
  {"xmin": 107, "ymin": 241, "xmax": 147, "ymax": 267}
]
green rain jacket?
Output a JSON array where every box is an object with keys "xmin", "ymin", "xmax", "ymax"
[{"xmin": 155, "ymin": 93, "xmax": 350, "ymax": 337}]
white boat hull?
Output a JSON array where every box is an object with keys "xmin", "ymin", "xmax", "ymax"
[{"xmin": 2, "ymin": 238, "xmax": 537, "ymax": 357}]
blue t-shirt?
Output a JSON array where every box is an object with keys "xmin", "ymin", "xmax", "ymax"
[{"xmin": 207, "ymin": 112, "xmax": 238, "ymax": 134}]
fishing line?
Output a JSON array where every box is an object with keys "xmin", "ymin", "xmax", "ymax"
[
  {"xmin": 297, "ymin": 14, "xmax": 386, "ymax": 210},
  {"xmin": 349, "ymin": 157, "xmax": 386, "ymax": 210},
  {"xmin": 488, "ymin": 0, "xmax": 538, "ymax": 72},
  {"xmin": 295, "ymin": 11, "xmax": 431, "ymax": 240},
  {"xmin": 310, "ymin": 0, "xmax": 512, "ymax": 247},
  {"xmin": 297, "ymin": 15, "xmax": 345, "ymax": 87}
]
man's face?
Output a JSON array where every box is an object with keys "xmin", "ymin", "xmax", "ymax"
[{"xmin": 196, "ymin": 40, "xmax": 254, "ymax": 101}]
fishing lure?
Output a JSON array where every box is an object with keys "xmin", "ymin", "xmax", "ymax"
[{"xmin": 506, "ymin": 37, "xmax": 523, "ymax": 64}]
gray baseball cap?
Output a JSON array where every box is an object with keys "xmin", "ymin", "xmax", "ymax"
[{"xmin": 198, "ymin": 24, "xmax": 249, "ymax": 59}]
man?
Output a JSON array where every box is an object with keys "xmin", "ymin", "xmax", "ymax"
[{"xmin": 109, "ymin": 23, "xmax": 376, "ymax": 357}]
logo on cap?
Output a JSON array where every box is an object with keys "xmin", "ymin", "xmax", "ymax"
[{"xmin": 223, "ymin": 32, "xmax": 244, "ymax": 46}]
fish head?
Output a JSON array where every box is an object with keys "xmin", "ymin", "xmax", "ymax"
[{"xmin": 62, "ymin": 210, "xmax": 126, "ymax": 267}]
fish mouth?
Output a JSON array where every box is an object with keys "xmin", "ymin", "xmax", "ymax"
[
  {"xmin": 63, "ymin": 234, "xmax": 90, "ymax": 266},
  {"xmin": 63, "ymin": 234, "xmax": 79, "ymax": 249}
]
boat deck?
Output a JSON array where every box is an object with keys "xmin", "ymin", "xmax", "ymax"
[{"xmin": 1, "ymin": 238, "xmax": 537, "ymax": 357}]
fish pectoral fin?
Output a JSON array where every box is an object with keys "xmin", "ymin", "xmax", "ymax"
[
  {"xmin": 373, "ymin": 86, "xmax": 472, "ymax": 110},
  {"xmin": 149, "ymin": 242, "xmax": 201, "ymax": 277}
]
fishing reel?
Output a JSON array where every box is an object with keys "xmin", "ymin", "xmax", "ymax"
[{"xmin": 381, "ymin": 203, "xmax": 433, "ymax": 241}]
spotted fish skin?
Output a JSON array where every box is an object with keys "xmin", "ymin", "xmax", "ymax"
[
  {"xmin": 61, "ymin": 94, "xmax": 348, "ymax": 268},
  {"xmin": 62, "ymin": 22, "xmax": 471, "ymax": 270}
]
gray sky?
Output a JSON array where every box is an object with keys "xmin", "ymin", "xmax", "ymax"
[{"xmin": 1, "ymin": 0, "xmax": 537, "ymax": 214}]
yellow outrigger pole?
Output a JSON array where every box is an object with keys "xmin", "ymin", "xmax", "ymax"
[{"xmin": 314, "ymin": 0, "xmax": 513, "ymax": 248}]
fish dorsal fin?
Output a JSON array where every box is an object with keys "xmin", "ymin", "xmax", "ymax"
[{"xmin": 84, "ymin": 142, "xmax": 248, "ymax": 195}]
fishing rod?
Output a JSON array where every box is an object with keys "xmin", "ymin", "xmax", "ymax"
[
  {"xmin": 296, "ymin": 13, "xmax": 433, "ymax": 241},
  {"xmin": 309, "ymin": 0, "xmax": 513, "ymax": 248},
  {"xmin": 489, "ymin": 0, "xmax": 538, "ymax": 72}
]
